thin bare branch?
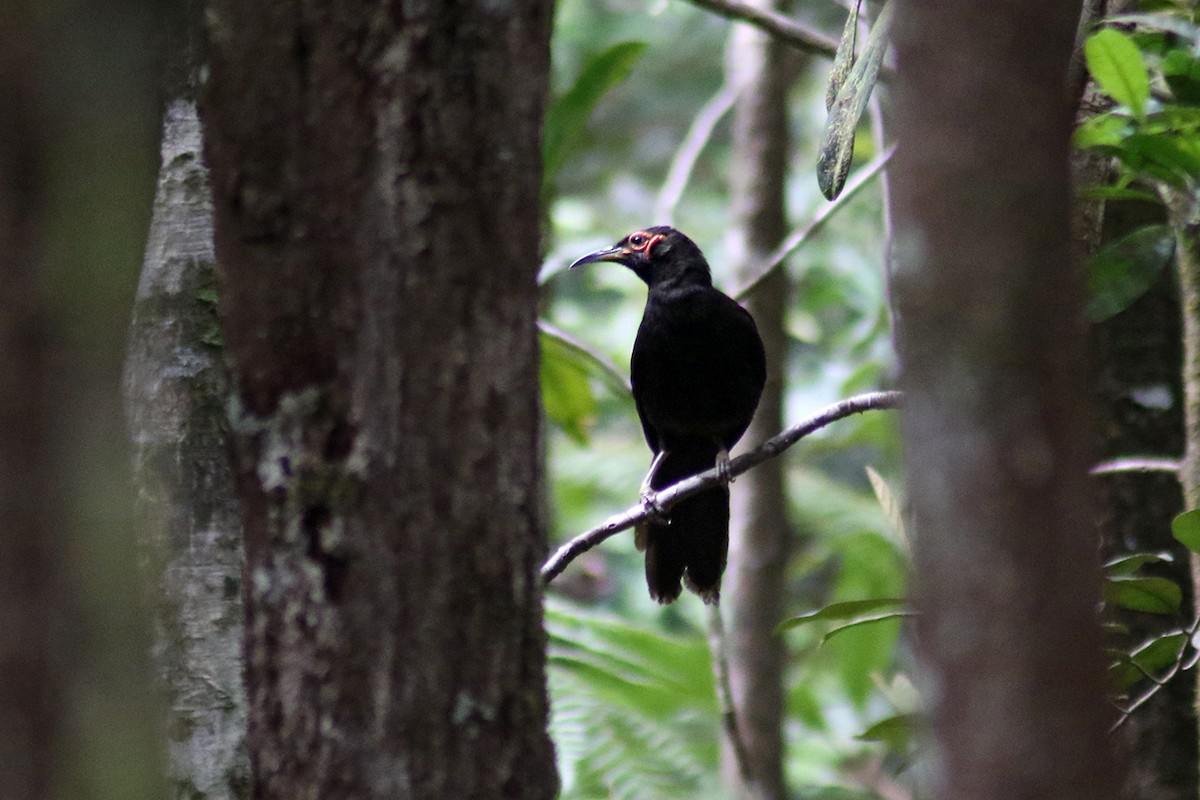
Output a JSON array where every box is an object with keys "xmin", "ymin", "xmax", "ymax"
[
  {"xmin": 1090, "ymin": 456, "xmax": 1181, "ymax": 476},
  {"xmin": 735, "ymin": 147, "xmax": 894, "ymax": 300},
  {"xmin": 655, "ymin": 81, "xmax": 740, "ymax": 225},
  {"xmin": 683, "ymin": 0, "xmax": 840, "ymax": 57},
  {"xmin": 707, "ymin": 604, "xmax": 755, "ymax": 783},
  {"xmin": 541, "ymin": 390, "xmax": 903, "ymax": 584}
]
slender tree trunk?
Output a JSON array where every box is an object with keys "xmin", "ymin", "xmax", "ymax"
[
  {"xmin": 124, "ymin": 97, "xmax": 250, "ymax": 799},
  {"xmin": 890, "ymin": 1, "xmax": 1117, "ymax": 798},
  {"xmin": 1163, "ymin": 185, "xmax": 1200, "ymax": 797},
  {"xmin": 723, "ymin": 7, "xmax": 794, "ymax": 799},
  {"xmin": 200, "ymin": 3, "xmax": 558, "ymax": 797}
]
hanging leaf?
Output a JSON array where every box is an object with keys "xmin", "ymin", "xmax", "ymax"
[
  {"xmin": 855, "ymin": 712, "xmax": 920, "ymax": 749},
  {"xmin": 1085, "ymin": 28, "xmax": 1150, "ymax": 119},
  {"xmin": 543, "ymin": 42, "xmax": 647, "ymax": 191},
  {"xmin": 1085, "ymin": 223, "xmax": 1175, "ymax": 321},
  {"xmin": 540, "ymin": 330, "xmax": 599, "ymax": 444},
  {"xmin": 1109, "ymin": 631, "xmax": 1188, "ymax": 690},
  {"xmin": 776, "ymin": 597, "xmax": 908, "ymax": 634},
  {"xmin": 821, "ymin": 611, "xmax": 913, "ymax": 645},
  {"xmin": 826, "ymin": 0, "xmax": 861, "ymax": 112},
  {"xmin": 1172, "ymin": 509, "xmax": 1200, "ymax": 553},
  {"xmin": 1104, "ymin": 551, "xmax": 1173, "ymax": 576},
  {"xmin": 1103, "ymin": 575, "xmax": 1182, "ymax": 614},
  {"xmin": 816, "ymin": 1, "xmax": 893, "ymax": 200},
  {"xmin": 865, "ymin": 465, "xmax": 908, "ymax": 550}
]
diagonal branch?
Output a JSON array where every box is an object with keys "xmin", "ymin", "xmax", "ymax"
[
  {"xmin": 655, "ymin": 81, "xmax": 740, "ymax": 225},
  {"xmin": 541, "ymin": 390, "xmax": 903, "ymax": 584},
  {"xmin": 683, "ymin": 0, "xmax": 841, "ymax": 57},
  {"xmin": 735, "ymin": 146, "xmax": 894, "ymax": 300}
]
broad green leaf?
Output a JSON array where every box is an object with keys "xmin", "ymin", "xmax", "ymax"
[
  {"xmin": 543, "ymin": 41, "xmax": 646, "ymax": 189},
  {"xmin": 1164, "ymin": 48, "xmax": 1200, "ymax": 104},
  {"xmin": 1105, "ymin": 551, "xmax": 1173, "ymax": 576},
  {"xmin": 540, "ymin": 331, "xmax": 598, "ymax": 444},
  {"xmin": 826, "ymin": 0, "xmax": 860, "ymax": 112},
  {"xmin": 1103, "ymin": 575, "xmax": 1182, "ymax": 614},
  {"xmin": 1085, "ymin": 28, "xmax": 1150, "ymax": 119},
  {"xmin": 855, "ymin": 712, "xmax": 920, "ymax": 749},
  {"xmin": 1119, "ymin": 133, "xmax": 1200, "ymax": 184},
  {"xmin": 1110, "ymin": 631, "xmax": 1187, "ymax": 690},
  {"xmin": 817, "ymin": 1, "xmax": 892, "ymax": 200},
  {"xmin": 821, "ymin": 611, "xmax": 913, "ymax": 645},
  {"xmin": 1172, "ymin": 509, "xmax": 1200, "ymax": 553},
  {"xmin": 1085, "ymin": 224, "xmax": 1174, "ymax": 321},
  {"xmin": 776, "ymin": 597, "xmax": 907, "ymax": 634},
  {"xmin": 1072, "ymin": 112, "xmax": 1131, "ymax": 150}
]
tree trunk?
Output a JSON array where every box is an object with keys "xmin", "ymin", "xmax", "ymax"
[
  {"xmin": 890, "ymin": 1, "xmax": 1117, "ymax": 798},
  {"xmin": 124, "ymin": 97, "xmax": 251, "ymax": 799},
  {"xmin": 723, "ymin": 7, "xmax": 794, "ymax": 799},
  {"xmin": 200, "ymin": 3, "xmax": 559, "ymax": 798}
]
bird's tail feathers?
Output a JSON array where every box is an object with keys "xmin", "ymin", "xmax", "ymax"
[{"xmin": 642, "ymin": 446, "xmax": 729, "ymax": 604}]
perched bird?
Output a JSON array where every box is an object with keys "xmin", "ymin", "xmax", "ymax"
[{"xmin": 571, "ymin": 226, "xmax": 766, "ymax": 603}]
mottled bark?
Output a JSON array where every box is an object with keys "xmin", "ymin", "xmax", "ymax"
[
  {"xmin": 1163, "ymin": 185, "xmax": 1200, "ymax": 797},
  {"xmin": 124, "ymin": 99, "xmax": 250, "ymax": 800},
  {"xmin": 723, "ymin": 6, "xmax": 794, "ymax": 799},
  {"xmin": 890, "ymin": 1, "xmax": 1117, "ymax": 798},
  {"xmin": 200, "ymin": 3, "xmax": 558, "ymax": 798}
]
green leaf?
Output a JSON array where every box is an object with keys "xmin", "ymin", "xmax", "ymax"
[
  {"xmin": 1076, "ymin": 185, "xmax": 1157, "ymax": 203},
  {"xmin": 817, "ymin": 1, "xmax": 892, "ymax": 200},
  {"xmin": 855, "ymin": 712, "xmax": 920, "ymax": 749},
  {"xmin": 1110, "ymin": 631, "xmax": 1188, "ymax": 690},
  {"xmin": 1103, "ymin": 575, "xmax": 1183, "ymax": 614},
  {"xmin": 1119, "ymin": 132, "xmax": 1200, "ymax": 184},
  {"xmin": 1085, "ymin": 28, "xmax": 1150, "ymax": 119},
  {"xmin": 821, "ymin": 611, "xmax": 913, "ymax": 645},
  {"xmin": 1072, "ymin": 112, "xmax": 1131, "ymax": 150},
  {"xmin": 1164, "ymin": 48, "xmax": 1200, "ymax": 104},
  {"xmin": 1172, "ymin": 509, "xmax": 1200, "ymax": 553},
  {"xmin": 1105, "ymin": 551, "xmax": 1173, "ymax": 576},
  {"xmin": 775, "ymin": 597, "xmax": 908, "ymax": 634},
  {"xmin": 1085, "ymin": 224, "xmax": 1175, "ymax": 321},
  {"xmin": 540, "ymin": 331, "xmax": 598, "ymax": 444},
  {"xmin": 543, "ymin": 42, "xmax": 646, "ymax": 189}
]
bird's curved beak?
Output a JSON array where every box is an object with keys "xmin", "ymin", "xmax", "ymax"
[{"xmin": 569, "ymin": 245, "xmax": 628, "ymax": 269}]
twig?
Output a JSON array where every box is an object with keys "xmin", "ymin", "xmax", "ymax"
[
  {"xmin": 1111, "ymin": 613, "xmax": 1200, "ymax": 732},
  {"xmin": 1089, "ymin": 456, "xmax": 1181, "ymax": 476},
  {"xmin": 541, "ymin": 390, "xmax": 903, "ymax": 584},
  {"xmin": 682, "ymin": 0, "xmax": 840, "ymax": 58},
  {"xmin": 538, "ymin": 321, "xmax": 632, "ymax": 396},
  {"xmin": 735, "ymin": 147, "xmax": 894, "ymax": 300},
  {"xmin": 655, "ymin": 81, "xmax": 739, "ymax": 225},
  {"xmin": 707, "ymin": 604, "xmax": 754, "ymax": 784}
]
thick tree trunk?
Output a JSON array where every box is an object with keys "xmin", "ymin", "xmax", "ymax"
[
  {"xmin": 890, "ymin": 1, "xmax": 1117, "ymax": 798},
  {"xmin": 200, "ymin": 3, "xmax": 558, "ymax": 798},
  {"xmin": 723, "ymin": 7, "xmax": 794, "ymax": 799},
  {"xmin": 124, "ymin": 99, "xmax": 250, "ymax": 800}
]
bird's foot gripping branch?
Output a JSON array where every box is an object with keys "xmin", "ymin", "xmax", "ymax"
[{"xmin": 540, "ymin": 390, "xmax": 904, "ymax": 589}]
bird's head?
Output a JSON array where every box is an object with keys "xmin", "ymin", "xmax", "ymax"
[{"xmin": 569, "ymin": 226, "xmax": 712, "ymax": 288}]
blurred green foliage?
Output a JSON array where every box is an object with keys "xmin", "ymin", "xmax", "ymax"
[{"xmin": 540, "ymin": 1, "xmax": 906, "ymax": 796}]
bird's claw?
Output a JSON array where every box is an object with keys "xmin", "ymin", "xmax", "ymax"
[
  {"xmin": 640, "ymin": 490, "xmax": 670, "ymax": 525},
  {"xmin": 716, "ymin": 447, "xmax": 733, "ymax": 485}
]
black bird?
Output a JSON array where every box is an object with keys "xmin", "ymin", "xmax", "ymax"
[{"xmin": 571, "ymin": 226, "xmax": 766, "ymax": 603}]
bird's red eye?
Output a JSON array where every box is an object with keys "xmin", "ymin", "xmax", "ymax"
[{"xmin": 629, "ymin": 234, "xmax": 647, "ymax": 249}]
